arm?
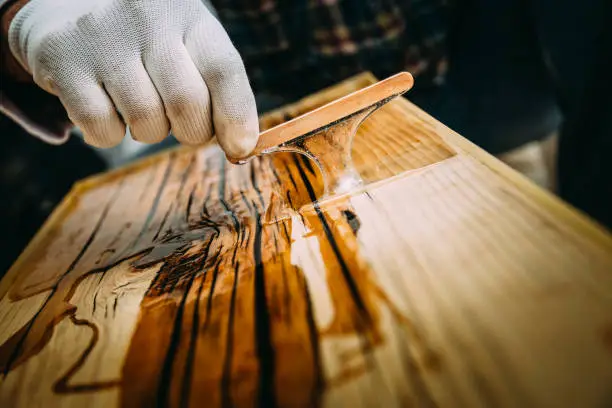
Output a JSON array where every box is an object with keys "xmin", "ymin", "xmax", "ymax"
[{"xmin": 1, "ymin": 0, "xmax": 73, "ymax": 144}]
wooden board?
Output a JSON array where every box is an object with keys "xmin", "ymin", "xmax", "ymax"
[{"xmin": 1, "ymin": 72, "xmax": 611, "ymax": 408}]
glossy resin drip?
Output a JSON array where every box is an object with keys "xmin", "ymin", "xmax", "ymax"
[
  {"xmin": 262, "ymin": 104, "xmax": 379, "ymax": 197},
  {"xmin": 229, "ymin": 72, "xmax": 414, "ymax": 199}
]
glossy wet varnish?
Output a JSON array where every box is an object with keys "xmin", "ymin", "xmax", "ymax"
[{"xmin": 1, "ymin": 73, "xmax": 612, "ymax": 408}]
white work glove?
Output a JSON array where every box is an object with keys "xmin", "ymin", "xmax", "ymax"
[{"xmin": 8, "ymin": 0, "xmax": 259, "ymax": 158}]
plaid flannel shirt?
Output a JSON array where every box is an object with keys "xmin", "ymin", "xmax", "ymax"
[{"xmin": 211, "ymin": 0, "xmax": 450, "ymax": 106}]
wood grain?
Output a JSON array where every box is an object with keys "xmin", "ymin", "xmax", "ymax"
[{"xmin": 1, "ymin": 72, "xmax": 611, "ymax": 408}]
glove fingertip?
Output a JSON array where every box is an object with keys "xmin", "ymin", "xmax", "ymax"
[{"xmin": 217, "ymin": 121, "xmax": 259, "ymax": 160}]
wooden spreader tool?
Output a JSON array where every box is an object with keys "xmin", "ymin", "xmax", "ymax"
[{"xmin": 229, "ymin": 72, "xmax": 414, "ymax": 198}]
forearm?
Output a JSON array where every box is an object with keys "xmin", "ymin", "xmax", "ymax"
[{"xmin": 1, "ymin": 0, "xmax": 73, "ymax": 143}]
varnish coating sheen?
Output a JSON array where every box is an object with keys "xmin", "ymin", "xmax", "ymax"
[{"xmin": 1, "ymin": 73, "xmax": 612, "ymax": 408}]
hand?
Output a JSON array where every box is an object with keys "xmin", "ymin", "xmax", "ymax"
[{"xmin": 8, "ymin": 0, "xmax": 259, "ymax": 158}]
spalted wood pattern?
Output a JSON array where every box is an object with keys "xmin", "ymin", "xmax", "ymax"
[{"xmin": 1, "ymin": 73, "xmax": 612, "ymax": 408}]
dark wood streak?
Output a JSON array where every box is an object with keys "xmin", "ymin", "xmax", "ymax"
[
  {"xmin": 179, "ymin": 241, "xmax": 213, "ymax": 408},
  {"xmin": 253, "ymin": 209, "xmax": 277, "ymax": 408},
  {"xmin": 309, "ymin": 204, "xmax": 364, "ymax": 318},
  {"xmin": 153, "ymin": 204, "xmax": 174, "ymax": 243},
  {"xmin": 112, "ymin": 296, "xmax": 118, "ymax": 317},
  {"xmin": 185, "ymin": 187, "xmax": 196, "ymax": 224},
  {"xmin": 221, "ymin": 258, "xmax": 240, "ymax": 408},
  {"xmin": 156, "ymin": 248, "xmax": 205, "ymax": 406},
  {"xmin": 53, "ymin": 314, "xmax": 121, "ymax": 393},
  {"xmin": 92, "ymin": 291, "xmax": 98, "ymax": 315},
  {"xmin": 201, "ymin": 259, "xmax": 221, "ymax": 334},
  {"xmin": 153, "ymin": 154, "xmax": 197, "ymax": 243},
  {"xmin": 300, "ymin": 154, "xmax": 317, "ymax": 175},
  {"xmin": 120, "ymin": 153, "xmax": 176, "ymax": 259},
  {"xmin": 218, "ymin": 156, "xmax": 240, "ymax": 232}
]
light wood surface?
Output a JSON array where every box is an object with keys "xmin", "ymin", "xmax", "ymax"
[{"xmin": 1, "ymin": 72, "xmax": 611, "ymax": 408}]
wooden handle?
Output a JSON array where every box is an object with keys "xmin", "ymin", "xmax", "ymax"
[{"xmin": 232, "ymin": 72, "xmax": 414, "ymax": 161}]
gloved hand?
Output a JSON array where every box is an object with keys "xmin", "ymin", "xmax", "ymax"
[{"xmin": 7, "ymin": 0, "xmax": 259, "ymax": 158}]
